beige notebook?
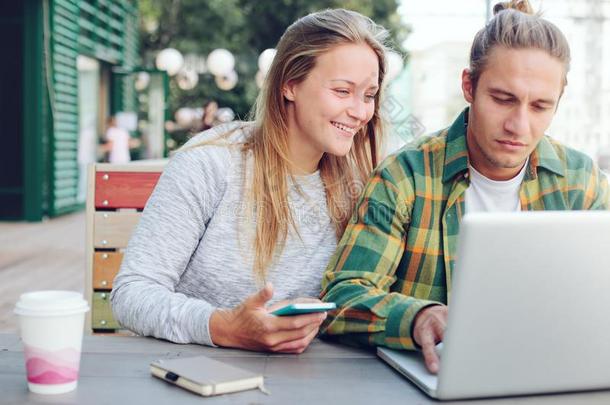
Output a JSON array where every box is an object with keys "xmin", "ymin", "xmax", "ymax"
[{"xmin": 150, "ymin": 355, "xmax": 265, "ymax": 396}]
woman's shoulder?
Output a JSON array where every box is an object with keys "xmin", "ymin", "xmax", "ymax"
[
  {"xmin": 166, "ymin": 122, "xmax": 253, "ymax": 184},
  {"xmin": 183, "ymin": 121, "xmax": 254, "ymax": 148}
]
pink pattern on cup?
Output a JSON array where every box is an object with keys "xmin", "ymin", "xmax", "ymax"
[{"xmin": 24, "ymin": 345, "xmax": 81, "ymax": 384}]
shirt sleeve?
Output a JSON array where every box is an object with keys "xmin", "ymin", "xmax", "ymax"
[
  {"xmin": 584, "ymin": 163, "xmax": 609, "ymax": 210},
  {"xmin": 110, "ymin": 144, "xmax": 229, "ymax": 346},
  {"xmin": 320, "ymin": 162, "xmax": 442, "ymax": 351}
]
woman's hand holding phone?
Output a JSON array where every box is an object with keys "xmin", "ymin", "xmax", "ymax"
[{"xmin": 209, "ymin": 283, "xmax": 327, "ymax": 353}]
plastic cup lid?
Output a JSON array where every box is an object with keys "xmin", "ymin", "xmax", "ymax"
[{"xmin": 14, "ymin": 290, "xmax": 89, "ymax": 317}]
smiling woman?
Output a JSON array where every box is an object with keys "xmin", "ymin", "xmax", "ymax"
[
  {"xmin": 283, "ymin": 43, "xmax": 380, "ymax": 172},
  {"xmin": 110, "ymin": 9, "xmax": 392, "ymax": 354}
]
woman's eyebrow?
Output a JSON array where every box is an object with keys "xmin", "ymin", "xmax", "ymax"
[
  {"xmin": 329, "ymin": 79, "xmax": 379, "ymax": 91},
  {"xmin": 329, "ymin": 79, "xmax": 355, "ymax": 85}
]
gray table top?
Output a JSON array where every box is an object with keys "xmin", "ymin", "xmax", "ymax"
[{"xmin": 2, "ymin": 333, "xmax": 609, "ymax": 405}]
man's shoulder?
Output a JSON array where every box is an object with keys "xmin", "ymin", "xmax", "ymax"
[
  {"xmin": 405, "ymin": 128, "xmax": 449, "ymax": 154},
  {"xmin": 378, "ymin": 128, "xmax": 449, "ymax": 173},
  {"xmin": 541, "ymin": 135, "xmax": 596, "ymax": 171}
]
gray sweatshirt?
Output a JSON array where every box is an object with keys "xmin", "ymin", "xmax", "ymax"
[{"xmin": 110, "ymin": 123, "xmax": 337, "ymax": 346}]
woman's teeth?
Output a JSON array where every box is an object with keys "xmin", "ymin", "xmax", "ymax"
[{"xmin": 332, "ymin": 121, "xmax": 356, "ymax": 134}]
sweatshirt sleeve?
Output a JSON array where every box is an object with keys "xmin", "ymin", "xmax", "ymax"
[{"xmin": 110, "ymin": 142, "xmax": 230, "ymax": 346}]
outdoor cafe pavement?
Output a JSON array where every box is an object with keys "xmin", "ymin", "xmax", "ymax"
[{"xmin": 0, "ymin": 211, "xmax": 85, "ymax": 332}]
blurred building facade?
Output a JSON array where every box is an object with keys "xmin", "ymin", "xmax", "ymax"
[
  {"xmin": 0, "ymin": 1, "xmax": 139, "ymax": 221},
  {"xmin": 545, "ymin": 0, "xmax": 610, "ymax": 171},
  {"xmin": 408, "ymin": 41, "xmax": 469, "ymax": 135}
]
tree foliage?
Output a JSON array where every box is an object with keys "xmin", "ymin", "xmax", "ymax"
[{"xmin": 139, "ymin": 0, "xmax": 408, "ymax": 118}]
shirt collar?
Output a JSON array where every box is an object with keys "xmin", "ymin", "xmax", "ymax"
[
  {"xmin": 442, "ymin": 107, "xmax": 564, "ymax": 183},
  {"xmin": 442, "ymin": 108, "xmax": 470, "ymax": 183},
  {"xmin": 527, "ymin": 134, "xmax": 564, "ymax": 179}
]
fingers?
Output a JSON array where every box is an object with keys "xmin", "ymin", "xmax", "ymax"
[
  {"xmin": 257, "ymin": 312, "xmax": 325, "ymax": 352},
  {"xmin": 224, "ymin": 291, "xmax": 327, "ymax": 353},
  {"xmin": 243, "ymin": 282, "xmax": 274, "ymax": 309},
  {"xmin": 266, "ymin": 322, "xmax": 319, "ymax": 349},
  {"xmin": 266, "ymin": 299, "xmax": 291, "ymax": 312},
  {"xmin": 413, "ymin": 305, "xmax": 448, "ymax": 374},
  {"xmin": 291, "ymin": 297, "xmax": 323, "ymax": 304},
  {"xmin": 419, "ymin": 332, "xmax": 440, "ymax": 374},
  {"xmin": 270, "ymin": 323, "xmax": 320, "ymax": 353},
  {"xmin": 271, "ymin": 311, "xmax": 327, "ymax": 332},
  {"xmin": 266, "ymin": 297, "xmax": 322, "ymax": 312},
  {"xmin": 416, "ymin": 317, "xmax": 442, "ymax": 373},
  {"xmin": 431, "ymin": 316, "xmax": 446, "ymax": 340}
]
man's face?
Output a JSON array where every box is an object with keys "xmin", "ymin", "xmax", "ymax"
[{"xmin": 462, "ymin": 47, "xmax": 565, "ymax": 180}]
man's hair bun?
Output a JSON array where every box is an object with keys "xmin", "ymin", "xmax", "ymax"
[{"xmin": 493, "ymin": 0, "xmax": 534, "ymax": 16}]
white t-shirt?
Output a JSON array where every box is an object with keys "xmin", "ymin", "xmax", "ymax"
[
  {"xmin": 465, "ymin": 160, "xmax": 528, "ymax": 214},
  {"xmin": 106, "ymin": 126, "xmax": 131, "ymax": 164}
]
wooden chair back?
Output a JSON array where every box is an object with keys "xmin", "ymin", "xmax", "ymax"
[{"xmin": 85, "ymin": 160, "xmax": 167, "ymax": 333}]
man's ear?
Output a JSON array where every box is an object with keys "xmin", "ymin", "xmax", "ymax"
[
  {"xmin": 462, "ymin": 68, "xmax": 475, "ymax": 104},
  {"xmin": 283, "ymin": 81, "xmax": 296, "ymax": 101}
]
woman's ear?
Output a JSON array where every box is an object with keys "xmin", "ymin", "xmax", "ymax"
[{"xmin": 282, "ymin": 81, "xmax": 297, "ymax": 101}]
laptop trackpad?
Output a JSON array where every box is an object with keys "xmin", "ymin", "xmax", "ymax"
[{"xmin": 377, "ymin": 347, "xmax": 438, "ymax": 394}]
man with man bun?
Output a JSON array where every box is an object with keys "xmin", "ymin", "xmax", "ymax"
[{"xmin": 321, "ymin": 0, "xmax": 608, "ymax": 373}]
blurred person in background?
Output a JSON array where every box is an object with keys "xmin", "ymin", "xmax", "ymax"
[
  {"xmin": 112, "ymin": 9, "xmax": 391, "ymax": 353},
  {"xmin": 104, "ymin": 116, "xmax": 133, "ymax": 164},
  {"xmin": 200, "ymin": 100, "xmax": 220, "ymax": 132}
]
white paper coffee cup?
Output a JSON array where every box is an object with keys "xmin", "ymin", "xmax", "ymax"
[{"xmin": 14, "ymin": 291, "xmax": 89, "ymax": 395}]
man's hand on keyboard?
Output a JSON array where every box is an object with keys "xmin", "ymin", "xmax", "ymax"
[{"xmin": 413, "ymin": 305, "xmax": 448, "ymax": 374}]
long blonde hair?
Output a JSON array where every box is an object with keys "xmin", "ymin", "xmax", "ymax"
[
  {"xmin": 470, "ymin": 0, "xmax": 571, "ymax": 92},
  {"xmin": 188, "ymin": 9, "xmax": 389, "ymax": 279}
]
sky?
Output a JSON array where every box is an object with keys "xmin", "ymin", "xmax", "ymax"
[{"xmin": 398, "ymin": 0, "xmax": 545, "ymax": 51}]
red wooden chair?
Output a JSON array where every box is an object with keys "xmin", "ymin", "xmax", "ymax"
[{"xmin": 85, "ymin": 160, "xmax": 167, "ymax": 334}]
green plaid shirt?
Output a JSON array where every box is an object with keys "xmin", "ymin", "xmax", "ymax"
[{"xmin": 320, "ymin": 108, "xmax": 609, "ymax": 350}]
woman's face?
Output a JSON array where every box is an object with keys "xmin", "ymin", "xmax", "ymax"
[{"xmin": 283, "ymin": 43, "xmax": 380, "ymax": 160}]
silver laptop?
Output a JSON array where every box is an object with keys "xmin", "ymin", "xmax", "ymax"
[{"xmin": 378, "ymin": 211, "xmax": 610, "ymax": 400}]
